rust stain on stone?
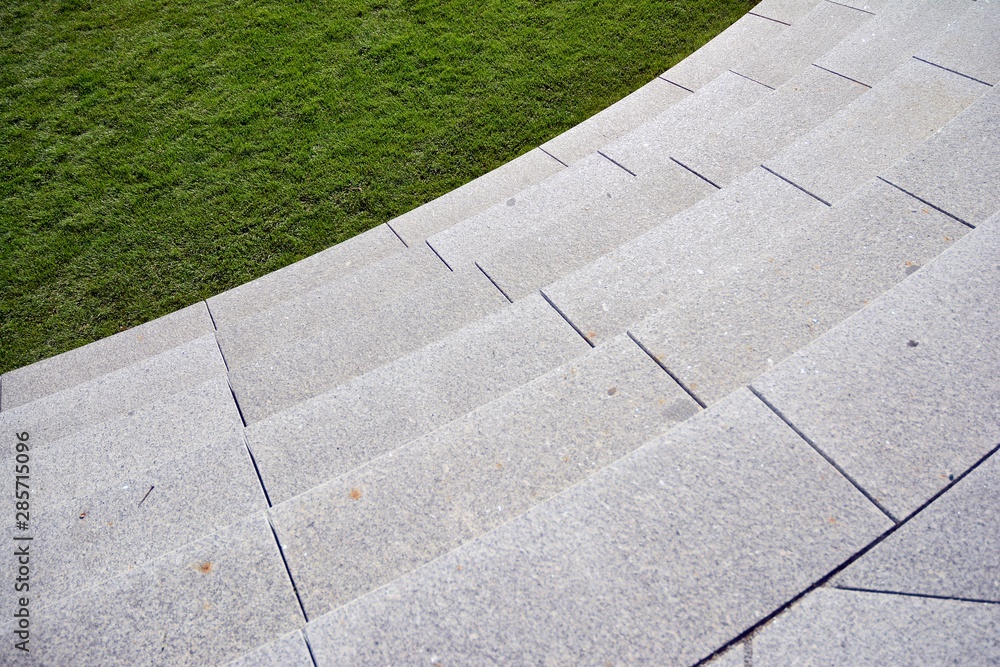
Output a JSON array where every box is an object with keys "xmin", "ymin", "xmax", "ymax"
[{"xmin": 349, "ymin": 488, "xmax": 363, "ymax": 501}]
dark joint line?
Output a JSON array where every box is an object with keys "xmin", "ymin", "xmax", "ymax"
[
  {"xmin": 204, "ymin": 300, "xmax": 219, "ymax": 330},
  {"xmin": 266, "ymin": 514, "xmax": 310, "ymax": 622},
  {"xmin": 627, "ymin": 331, "xmax": 708, "ymax": 409},
  {"xmin": 657, "ymin": 75, "xmax": 695, "ymax": 94},
  {"xmin": 475, "ymin": 262, "xmax": 513, "ymax": 303},
  {"xmin": 227, "ymin": 380, "xmax": 248, "ymax": 428},
  {"xmin": 760, "ymin": 165, "xmax": 832, "ymax": 207},
  {"xmin": 538, "ymin": 146, "xmax": 569, "ymax": 168},
  {"xmin": 138, "ymin": 485, "xmax": 155, "ymax": 507},
  {"xmin": 876, "ymin": 177, "xmax": 974, "ymax": 229},
  {"xmin": 670, "ymin": 157, "xmax": 722, "ymax": 189},
  {"xmin": 748, "ymin": 385, "xmax": 898, "ymax": 523},
  {"xmin": 833, "ymin": 585, "xmax": 1000, "ymax": 606},
  {"xmin": 243, "ymin": 436, "xmax": 272, "ymax": 507},
  {"xmin": 912, "ymin": 56, "xmax": 994, "ymax": 87},
  {"xmin": 810, "ymin": 63, "xmax": 872, "ymax": 88},
  {"xmin": 385, "ymin": 222, "xmax": 409, "ymax": 248},
  {"xmin": 539, "ymin": 290, "xmax": 594, "ymax": 348},
  {"xmin": 214, "ymin": 336, "xmax": 231, "ymax": 372},
  {"xmin": 425, "ymin": 240, "xmax": 453, "ymax": 271},
  {"xmin": 302, "ymin": 630, "xmax": 320, "ymax": 667},
  {"xmin": 597, "ymin": 150, "xmax": 638, "ymax": 177},
  {"xmin": 747, "ymin": 11, "xmax": 791, "ymax": 26},
  {"xmin": 728, "ymin": 69, "xmax": 776, "ymax": 90},
  {"xmin": 823, "ymin": 0, "xmax": 875, "ymax": 15}
]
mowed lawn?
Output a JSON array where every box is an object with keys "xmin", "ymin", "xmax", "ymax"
[{"xmin": 1, "ymin": 0, "xmax": 753, "ymax": 375}]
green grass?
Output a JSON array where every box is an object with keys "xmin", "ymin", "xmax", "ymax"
[{"xmin": 1, "ymin": 0, "xmax": 754, "ymax": 375}]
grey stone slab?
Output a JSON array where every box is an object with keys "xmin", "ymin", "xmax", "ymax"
[
  {"xmin": 541, "ymin": 78, "xmax": 689, "ymax": 166},
  {"xmin": 764, "ymin": 57, "xmax": 986, "ymax": 205},
  {"xmin": 304, "ymin": 388, "xmax": 890, "ymax": 665},
  {"xmin": 0, "ymin": 514, "xmax": 303, "ymax": 665},
  {"xmin": 0, "ymin": 333, "xmax": 227, "ymax": 446},
  {"xmin": 675, "ymin": 64, "xmax": 867, "ymax": 188},
  {"xmin": 661, "ymin": 13, "xmax": 786, "ymax": 91},
  {"xmin": 1, "ymin": 435, "xmax": 265, "ymax": 617},
  {"xmin": 602, "ymin": 70, "xmax": 772, "ymax": 177},
  {"xmin": 225, "ymin": 630, "xmax": 313, "ymax": 667},
  {"xmin": 751, "ymin": 0, "xmax": 821, "ymax": 24},
  {"xmin": 230, "ymin": 267, "xmax": 509, "ymax": 423},
  {"xmin": 736, "ymin": 0, "xmax": 873, "ymax": 89},
  {"xmin": 752, "ymin": 212, "xmax": 1000, "ymax": 520},
  {"xmin": 834, "ymin": 0, "xmax": 890, "ymax": 12},
  {"xmin": 916, "ymin": 1, "xmax": 1000, "ymax": 86},
  {"xmin": 271, "ymin": 334, "xmax": 702, "ymax": 618},
  {"xmin": 390, "ymin": 148, "xmax": 565, "ymax": 246},
  {"xmin": 815, "ymin": 0, "xmax": 973, "ymax": 87},
  {"xmin": 1, "ymin": 302, "xmax": 215, "ymax": 411},
  {"xmin": 247, "ymin": 293, "xmax": 588, "ymax": 505},
  {"xmin": 753, "ymin": 588, "xmax": 1000, "ymax": 665},
  {"xmin": 630, "ymin": 177, "xmax": 969, "ymax": 405},
  {"xmin": 216, "ymin": 245, "xmax": 448, "ymax": 369},
  {"xmin": 883, "ymin": 85, "xmax": 1000, "ymax": 227},
  {"xmin": 834, "ymin": 450, "xmax": 1000, "ymax": 603},
  {"xmin": 207, "ymin": 223, "xmax": 403, "ymax": 325},
  {"xmin": 706, "ymin": 644, "xmax": 746, "ymax": 667},
  {"xmin": 0, "ymin": 375, "xmax": 242, "ymax": 513},
  {"xmin": 476, "ymin": 160, "xmax": 715, "ymax": 300},
  {"xmin": 544, "ymin": 167, "xmax": 827, "ymax": 345}
]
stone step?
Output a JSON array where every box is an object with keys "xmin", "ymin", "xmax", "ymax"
[
  {"xmin": 751, "ymin": 0, "xmax": 824, "ymax": 25},
  {"xmin": 1, "ymin": 514, "xmax": 303, "ymax": 665},
  {"xmin": 224, "ymin": 630, "xmax": 314, "ymax": 667},
  {"xmin": 628, "ymin": 176, "xmax": 970, "ymax": 405},
  {"xmin": 228, "ymin": 267, "xmax": 509, "ymax": 423},
  {"xmin": 915, "ymin": 0, "xmax": 1000, "ymax": 88},
  {"xmin": 246, "ymin": 293, "xmax": 589, "ymax": 505},
  {"xmin": 216, "ymin": 245, "xmax": 449, "ymax": 370},
  {"xmin": 269, "ymin": 334, "xmax": 702, "ymax": 619},
  {"xmin": 0, "ymin": 302, "xmax": 215, "ymax": 411},
  {"xmin": 2, "ymin": 435, "xmax": 266, "ymax": 618},
  {"xmin": 751, "ymin": 210, "xmax": 1000, "ymax": 520},
  {"xmin": 0, "ymin": 375, "xmax": 242, "ymax": 513},
  {"xmin": 0, "ymin": 333, "xmax": 227, "ymax": 447},
  {"xmin": 206, "ymin": 223, "xmax": 404, "ymax": 326},
  {"xmin": 477, "ymin": 64, "xmax": 868, "ymax": 300},
  {"xmin": 301, "ymin": 388, "xmax": 890, "ymax": 664}
]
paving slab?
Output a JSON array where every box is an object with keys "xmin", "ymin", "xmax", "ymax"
[
  {"xmin": 540, "ymin": 78, "xmax": 689, "ymax": 166},
  {"xmin": 752, "ymin": 212, "xmax": 1000, "ymax": 520},
  {"xmin": 661, "ymin": 13, "xmax": 786, "ymax": 91},
  {"xmin": 750, "ymin": 0, "xmax": 822, "ymax": 24},
  {"xmin": 834, "ymin": 450, "xmax": 1000, "ymax": 603},
  {"xmin": 630, "ymin": 177, "xmax": 969, "ymax": 405},
  {"xmin": 271, "ymin": 334, "xmax": 701, "ymax": 618},
  {"xmin": 0, "ymin": 375, "xmax": 242, "ymax": 512},
  {"xmin": 544, "ymin": 167, "xmax": 826, "ymax": 345},
  {"xmin": 735, "ymin": 0, "xmax": 873, "ymax": 89},
  {"xmin": 229, "ymin": 267, "xmax": 509, "ymax": 423},
  {"xmin": 764, "ymin": 57, "xmax": 987, "ymax": 205},
  {"xmin": 1, "ymin": 435, "xmax": 265, "ymax": 617},
  {"xmin": 304, "ymin": 388, "xmax": 890, "ymax": 665},
  {"xmin": 206, "ymin": 223, "xmax": 403, "ymax": 326},
  {"xmin": 389, "ymin": 148, "xmax": 565, "ymax": 246},
  {"xmin": 673, "ymin": 64, "xmax": 867, "ymax": 188},
  {"xmin": 216, "ymin": 245, "xmax": 448, "ymax": 369},
  {"xmin": 815, "ymin": 0, "xmax": 972, "ymax": 87},
  {"xmin": 882, "ymin": 85, "xmax": 1000, "ymax": 228},
  {"xmin": 0, "ymin": 333, "xmax": 227, "ymax": 446},
  {"xmin": 753, "ymin": 588, "xmax": 1000, "ymax": 665},
  {"xmin": 0, "ymin": 302, "xmax": 215, "ymax": 411},
  {"xmin": 706, "ymin": 644, "xmax": 746, "ymax": 667},
  {"xmin": 0, "ymin": 514, "xmax": 303, "ymax": 665},
  {"xmin": 247, "ymin": 293, "xmax": 588, "ymax": 505},
  {"xmin": 225, "ymin": 630, "xmax": 313, "ymax": 667},
  {"xmin": 915, "ymin": 1, "xmax": 1000, "ymax": 87}
]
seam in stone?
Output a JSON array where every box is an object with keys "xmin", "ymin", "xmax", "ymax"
[
  {"xmin": 657, "ymin": 75, "xmax": 695, "ymax": 94},
  {"xmin": 538, "ymin": 146, "xmax": 570, "ymax": 168},
  {"xmin": 912, "ymin": 56, "xmax": 994, "ymax": 87},
  {"xmin": 204, "ymin": 300, "xmax": 219, "ymax": 330},
  {"xmin": 748, "ymin": 384, "xmax": 898, "ymax": 523},
  {"xmin": 243, "ymin": 434, "xmax": 271, "ymax": 506},
  {"xmin": 539, "ymin": 290, "xmax": 595, "ymax": 348},
  {"xmin": 425, "ymin": 239, "xmax": 454, "ymax": 271},
  {"xmin": 475, "ymin": 262, "xmax": 513, "ymax": 303},
  {"xmin": 695, "ymin": 441, "xmax": 1000, "ymax": 666},
  {"xmin": 876, "ymin": 177, "xmax": 975, "ymax": 229},
  {"xmin": 385, "ymin": 221, "xmax": 409, "ymax": 248},
  {"xmin": 227, "ymin": 379, "xmax": 249, "ymax": 428},
  {"xmin": 810, "ymin": 63, "xmax": 872, "ymax": 88},
  {"xmin": 301, "ymin": 628, "xmax": 320, "ymax": 667},
  {"xmin": 728, "ymin": 69, "xmax": 776, "ymax": 90},
  {"xmin": 823, "ymin": 0, "xmax": 875, "ymax": 15},
  {"xmin": 213, "ymin": 335, "xmax": 231, "ymax": 372},
  {"xmin": 760, "ymin": 165, "xmax": 833, "ymax": 207},
  {"xmin": 265, "ymin": 512, "xmax": 310, "ymax": 622},
  {"xmin": 747, "ymin": 11, "xmax": 791, "ymax": 26},
  {"xmin": 832, "ymin": 585, "xmax": 1000, "ymax": 606},
  {"xmin": 597, "ymin": 150, "xmax": 638, "ymax": 177},
  {"xmin": 626, "ymin": 331, "xmax": 707, "ymax": 409},
  {"xmin": 670, "ymin": 157, "xmax": 722, "ymax": 190}
]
